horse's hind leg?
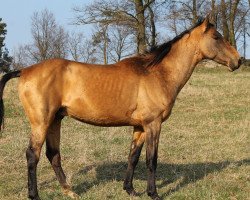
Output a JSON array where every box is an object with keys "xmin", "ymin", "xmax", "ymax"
[
  {"xmin": 46, "ymin": 117, "xmax": 78, "ymax": 199},
  {"xmin": 124, "ymin": 126, "xmax": 145, "ymax": 196},
  {"xmin": 26, "ymin": 126, "xmax": 47, "ymax": 200}
]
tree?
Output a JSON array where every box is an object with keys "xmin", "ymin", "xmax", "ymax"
[
  {"xmin": 222, "ymin": 0, "xmax": 240, "ymax": 47},
  {"xmin": 164, "ymin": 0, "xmax": 210, "ymax": 35},
  {"xmin": 12, "ymin": 45, "xmax": 31, "ymax": 69},
  {"xmin": 73, "ymin": 0, "xmax": 156, "ymax": 55},
  {"xmin": 92, "ymin": 25, "xmax": 110, "ymax": 64},
  {"xmin": 134, "ymin": 0, "xmax": 147, "ymax": 53},
  {"xmin": 0, "ymin": 18, "xmax": 12, "ymax": 73},
  {"xmin": 220, "ymin": 0, "xmax": 229, "ymax": 40},
  {"xmin": 68, "ymin": 32, "xmax": 97, "ymax": 63},
  {"xmin": 30, "ymin": 9, "xmax": 68, "ymax": 62},
  {"xmin": 164, "ymin": 0, "xmax": 249, "ymax": 52},
  {"xmin": 108, "ymin": 25, "xmax": 135, "ymax": 62},
  {"xmin": 13, "ymin": 9, "xmax": 69, "ymax": 67},
  {"xmin": 219, "ymin": 0, "xmax": 250, "ymax": 49},
  {"xmin": 145, "ymin": 0, "xmax": 157, "ymax": 47}
]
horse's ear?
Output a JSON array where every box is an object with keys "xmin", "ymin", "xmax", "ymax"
[
  {"xmin": 201, "ymin": 15, "xmax": 210, "ymax": 32},
  {"xmin": 201, "ymin": 14, "xmax": 215, "ymax": 33}
]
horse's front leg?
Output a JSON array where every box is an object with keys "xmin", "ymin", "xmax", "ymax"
[
  {"xmin": 144, "ymin": 119, "xmax": 162, "ymax": 200},
  {"xmin": 124, "ymin": 126, "xmax": 145, "ymax": 196}
]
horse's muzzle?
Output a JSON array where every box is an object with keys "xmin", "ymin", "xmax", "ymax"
[{"xmin": 228, "ymin": 57, "xmax": 243, "ymax": 71}]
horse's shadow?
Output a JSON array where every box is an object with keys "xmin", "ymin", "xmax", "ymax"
[{"xmin": 72, "ymin": 159, "xmax": 249, "ymax": 198}]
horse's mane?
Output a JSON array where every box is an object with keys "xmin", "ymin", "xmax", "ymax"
[{"xmin": 143, "ymin": 17, "xmax": 205, "ymax": 68}]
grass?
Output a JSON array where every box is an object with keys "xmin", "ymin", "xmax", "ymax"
[{"xmin": 0, "ymin": 66, "xmax": 249, "ymax": 200}]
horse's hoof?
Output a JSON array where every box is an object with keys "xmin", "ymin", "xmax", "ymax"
[
  {"xmin": 124, "ymin": 187, "xmax": 139, "ymax": 196},
  {"xmin": 30, "ymin": 197, "xmax": 41, "ymax": 200},
  {"xmin": 63, "ymin": 188, "xmax": 79, "ymax": 199},
  {"xmin": 28, "ymin": 194, "xmax": 41, "ymax": 200},
  {"xmin": 148, "ymin": 192, "xmax": 161, "ymax": 200}
]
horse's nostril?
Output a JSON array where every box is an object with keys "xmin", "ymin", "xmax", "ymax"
[
  {"xmin": 238, "ymin": 57, "xmax": 244, "ymax": 66},
  {"xmin": 240, "ymin": 57, "xmax": 245, "ymax": 65}
]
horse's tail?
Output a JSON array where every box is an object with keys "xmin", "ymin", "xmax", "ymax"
[{"xmin": 0, "ymin": 70, "xmax": 21, "ymax": 131}]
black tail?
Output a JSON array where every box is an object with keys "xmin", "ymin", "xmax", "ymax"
[{"xmin": 0, "ymin": 70, "xmax": 21, "ymax": 132}]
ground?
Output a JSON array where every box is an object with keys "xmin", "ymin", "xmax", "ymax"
[{"xmin": 0, "ymin": 66, "xmax": 249, "ymax": 200}]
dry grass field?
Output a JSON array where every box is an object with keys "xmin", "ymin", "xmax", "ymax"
[{"xmin": 0, "ymin": 66, "xmax": 249, "ymax": 200}]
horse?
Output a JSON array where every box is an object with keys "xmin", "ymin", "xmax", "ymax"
[{"xmin": 0, "ymin": 16, "xmax": 241, "ymax": 200}]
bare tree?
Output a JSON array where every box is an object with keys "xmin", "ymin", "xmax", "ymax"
[
  {"xmin": 79, "ymin": 39, "xmax": 97, "ymax": 63},
  {"xmin": 164, "ymin": 0, "xmax": 249, "ymax": 52},
  {"xmin": 229, "ymin": 0, "xmax": 240, "ymax": 48},
  {"xmin": 146, "ymin": 0, "xmax": 157, "ymax": 47},
  {"xmin": 219, "ymin": 0, "xmax": 249, "ymax": 49},
  {"xmin": 108, "ymin": 25, "xmax": 135, "ymax": 62},
  {"xmin": 13, "ymin": 9, "xmax": 69, "ymax": 67},
  {"xmin": 31, "ymin": 9, "xmax": 68, "ymax": 62},
  {"xmin": 164, "ymin": 2, "xmax": 181, "ymax": 36},
  {"xmin": 92, "ymin": 25, "xmax": 110, "ymax": 64},
  {"xmin": 73, "ymin": 0, "xmax": 156, "ymax": 54},
  {"xmin": 134, "ymin": 0, "xmax": 147, "ymax": 53},
  {"xmin": 163, "ymin": 0, "xmax": 209, "ymax": 36},
  {"xmin": 211, "ymin": 0, "xmax": 217, "ymax": 26},
  {"xmin": 52, "ymin": 26, "xmax": 68, "ymax": 59},
  {"xmin": 68, "ymin": 32, "xmax": 97, "ymax": 63},
  {"xmin": 220, "ymin": 0, "xmax": 230, "ymax": 40},
  {"xmin": 68, "ymin": 32, "xmax": 83, "ymax": 61},
  {"xmin": 12, "ymin": 45, "xmax": 33, "ymax": 69}
]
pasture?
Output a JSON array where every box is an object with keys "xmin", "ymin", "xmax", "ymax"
[{"xmin": 0, "ymin": 65, "xmax": 249, "ymax": 200}]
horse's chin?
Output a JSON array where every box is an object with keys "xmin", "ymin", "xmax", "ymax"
[
  {"xmin": 227, "ymin": 61, "xmax": 240, "ymax": 72},
  {"xmin": 216, "ymin": 61, "xmax": 234, "ymax": 72},
  {"xmin": 214, "ymin": 58, "xmax": 240, "ymax": 72},
  {"xmin": 226, "ymin": 66, "xmax": 233, "ymax": 72}
]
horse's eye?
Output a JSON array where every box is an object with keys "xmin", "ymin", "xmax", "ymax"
[
  {"xmin": 213, "ymin": 32, "xmax": 221, "ymax": 40},
  {"xmin": 213, "ymin": 35, "xmax": 219, "ymax": 40}
]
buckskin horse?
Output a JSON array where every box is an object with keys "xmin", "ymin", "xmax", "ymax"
[{"xmin": 0, "ymin": 16, "xmax": 241, "ymax": 200}]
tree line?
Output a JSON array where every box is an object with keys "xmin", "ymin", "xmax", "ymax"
[
  {"xmin": 0, "ymin": 18, "xmax": 12, "ymax": 72},
  {"xmin": 1, "ymin": 0, "xmax": 250, "ymax": 72}
]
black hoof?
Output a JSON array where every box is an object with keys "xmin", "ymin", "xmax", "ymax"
[
  {"xmin": 28, "ymin": 194, "xmax": 40, "ymax": 200},
  {"xmin": 148, "ymin": 192, "xmax": 161, "ymax": 200},
  {"xmin": 29, "ymin": 196, "xmax": 41, "ymax": 200},
  {"xmin": 123, "ymin": 186, "xmax": 138, "ymax": 196}
]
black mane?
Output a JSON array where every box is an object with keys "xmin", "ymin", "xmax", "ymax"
[{"xmin": 145, "ymin": 17, "xmax": 205, "ymax": 67}]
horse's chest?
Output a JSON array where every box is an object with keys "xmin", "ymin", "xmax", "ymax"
[{"xmin": 130, "ymin": 92, "xmax": 174, "ymax": 125}]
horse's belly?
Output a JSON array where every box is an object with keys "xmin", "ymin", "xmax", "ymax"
[
  {"xmin": 62, "ymin": 66, "xmax": 139, "ymax": 126},
  {"xmin": 64, "ymin": 97, "xmax": 137, "ymax": 126}
]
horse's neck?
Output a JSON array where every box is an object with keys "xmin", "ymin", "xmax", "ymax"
[{"xmin": 161, "ymin": 39, "xmax": 203, "ymax": 98}]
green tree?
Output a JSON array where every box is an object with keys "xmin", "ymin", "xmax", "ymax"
[{"xmin": 0, "ymin": 18, "xmax": 12, "ymax": 72}]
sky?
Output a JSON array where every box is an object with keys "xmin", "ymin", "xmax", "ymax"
[
  {"xmin": 0, "ymin": 0, "xmax": 89, "ymax": 52},
  {"xmin": 0, "ymin": 0, "xmax": 249, "ymax": 58}
]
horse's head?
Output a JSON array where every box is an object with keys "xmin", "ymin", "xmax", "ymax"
[{"xmin": 196, "ymin": 16, "xmax": 241, "ymax": 71}]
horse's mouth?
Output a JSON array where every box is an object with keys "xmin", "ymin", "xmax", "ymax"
[{"xmin": 227, "ymin": 60, "xmax": 241, "ymax": 72}]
